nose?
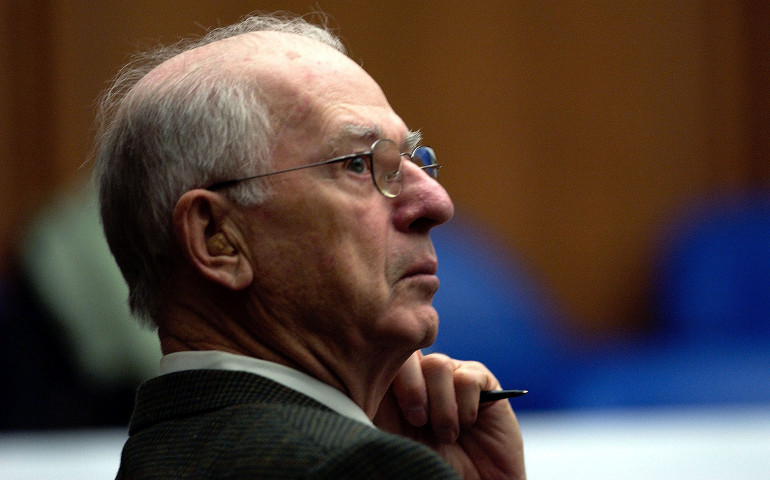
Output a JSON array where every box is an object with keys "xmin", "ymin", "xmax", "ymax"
[{"xmin": 391, "ymin": 160, "xmax": 454, "ymax": 233}]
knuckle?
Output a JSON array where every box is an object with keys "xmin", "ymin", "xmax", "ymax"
[
  {"xmin": 452, "ymin": 368, "xmax": 479, "ymax": 388},
  {"xmin": 420, "ymin": 353, "xmax": 454, "ymax": 377}
]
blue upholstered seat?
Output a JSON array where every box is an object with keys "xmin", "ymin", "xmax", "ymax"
[{"xmin": 565, "ymin": 193, "xmax": 770, "ymax": 408}]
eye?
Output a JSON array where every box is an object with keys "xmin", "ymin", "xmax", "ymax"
[{"xmin": 343, "ymin": 155, "xmax": 370, "ymax": 175}]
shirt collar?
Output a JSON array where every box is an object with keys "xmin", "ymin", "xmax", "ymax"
[{"xmin": 159, "ymin": 350, "xmax": 374, "ymax": 427}]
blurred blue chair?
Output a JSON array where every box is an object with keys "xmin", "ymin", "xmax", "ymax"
[
  {"xmin": 565, "ymin": 193, "xmax": 770, "ymax": 408},
  {"xmin": 428, "ymin": 213, "xmax": 571, "ymax": 410},
  {"xmin": 656, "ymin": 194, "xmax": 770, "ymax": 346}
]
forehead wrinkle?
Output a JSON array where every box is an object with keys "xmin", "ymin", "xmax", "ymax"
[
  {"xmin": 325, "ymin": 124, "xmax": 421, "ymax": 155},
  {"xmin": 326, "ymin": 124, "xmax": 383, "ymax": 155}
]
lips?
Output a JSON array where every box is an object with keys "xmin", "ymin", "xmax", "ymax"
[{"xmin": 401, "ymin": 258, "xmax": 438, "ymax": 279}]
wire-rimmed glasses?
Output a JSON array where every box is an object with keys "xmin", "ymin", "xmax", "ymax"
[{"xmin": 205, "ymin": 138, "xmax": 441, "ymax": 198}]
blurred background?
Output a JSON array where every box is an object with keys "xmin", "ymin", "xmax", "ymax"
[{"xmin": 1, "ymin": 1, "xmax": 768, "ymax": 478}]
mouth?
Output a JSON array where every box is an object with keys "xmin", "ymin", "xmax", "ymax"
[
  {"xmin": 397, "ymin": 258, "xmax": 440, "ymax": 296},
  {"xmin": 392, "ymin": 258, "xmax": 440, "ymax": 299},
  {"xmin": 401, "ymin": 258, "xmax": 438, "ymax": 279}
]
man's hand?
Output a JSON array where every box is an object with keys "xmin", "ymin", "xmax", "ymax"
[{"xmin": 373, "ymin": 351, "xmax": 526, "ymax": 480}]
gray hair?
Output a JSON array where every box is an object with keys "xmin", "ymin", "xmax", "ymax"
[{"xmin": 93, "ymin": 12, "xmax": 346, "ymax": 327}]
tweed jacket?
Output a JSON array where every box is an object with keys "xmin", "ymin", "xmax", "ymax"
[{"xmin": 116, "ymin": 369, "xmax": 462, "ymax": 479}]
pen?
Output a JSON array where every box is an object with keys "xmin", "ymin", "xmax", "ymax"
[{"xmin": 479, "ymin": 389, "xmax": 528, "ymax": 403}]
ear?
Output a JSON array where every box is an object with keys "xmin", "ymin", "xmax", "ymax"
[{"xmin": 173, "ymin": 189, "xmax": 253, "ymax": 290}]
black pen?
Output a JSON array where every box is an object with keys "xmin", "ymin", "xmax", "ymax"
[{"xmin": 479, "ymin": 389, "xmax": 528, "ymax": 403}]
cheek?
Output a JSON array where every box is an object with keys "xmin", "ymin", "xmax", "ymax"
[
  {"xmin": 253, "ymin": 193, "xmax": 390, "ymax": 289},
  {"xmin": 346, "ymin": 209, "xmax": 392, "ymax": 275},
  {"xmin": 317, "ymin": 209, "xmax": 397, "ymax": 323}
]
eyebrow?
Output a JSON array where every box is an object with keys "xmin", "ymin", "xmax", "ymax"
[
  {"xmin": 403, "ymin": 130, "xmax": 422, "ymax": 152},
  {"xmin": 327, "ymin": 124, "xmax": 423, "ymax": 154}
]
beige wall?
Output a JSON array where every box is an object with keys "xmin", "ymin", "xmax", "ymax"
[{"xmin": 2, "ymin": 1, "xmax": 768, "ymax": 337}]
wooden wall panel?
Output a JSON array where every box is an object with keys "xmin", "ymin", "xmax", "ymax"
[
  {"xmin": 0, "ymin": 2, "xmax": 12, "ymax": 269},
  {"xmin": 0, "ymin": 1, "xmax": 58, "ymax": 270},
  {"xmin": 743, "ymin": 2, "xmax": 770, "ymax": 184}
]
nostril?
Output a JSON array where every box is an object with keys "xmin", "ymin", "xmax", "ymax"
[{"xmin": 409, "ymin": 216, "xmax": 439, "ymax": 234}]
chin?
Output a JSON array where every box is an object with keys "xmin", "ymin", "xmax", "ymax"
[
  {"xmin": 370, "ymin": 297, "xmax": 441, "ymax": 348},
  {"xmin": 390, "ymin": 304, "xmax": 439, "ymax": 350},
  {"xmin": 416, "ymin": 325, "xmax": 438, "ymax": 350},
  {"xmin": 416, "ymin": 310, "xmax": 440, "ymax": 348}
]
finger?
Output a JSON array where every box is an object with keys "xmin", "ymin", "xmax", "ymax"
[
  {"xmin": 421, "ymin": 353, "xmax": 460, "ymax": 444},
  {"xmin": 452, "ymin": 361, "xmax": 498, "ymax": 429},
  {"xmin": 391, "ymin": 351, "xmax": 428, "ymax": 426}
]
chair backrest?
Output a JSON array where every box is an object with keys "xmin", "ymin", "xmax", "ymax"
[{"xmin": 655, "ymin": 194, "xmax": 770, "ymax": 346}]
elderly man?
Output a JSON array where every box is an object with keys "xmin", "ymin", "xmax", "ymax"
[{"xmin": 96, "ymin": 13, "xmax": 524, "ymax": 480}]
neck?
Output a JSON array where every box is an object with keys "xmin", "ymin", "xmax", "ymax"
[{"xmin": 157, "ymin": 297, "xmax": 412, "ymax": 419}]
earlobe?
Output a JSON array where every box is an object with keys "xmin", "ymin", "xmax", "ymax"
[{"xmin": 174, "ymin": 190, "xmax": 253, "ymax": 291}]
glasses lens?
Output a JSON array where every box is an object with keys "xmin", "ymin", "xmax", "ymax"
[
  {"xmin": 372, "ymin": 139, "xmax": 402, "ymax": 198},
  {"xmin": 412, "ymin": 146, "xmax": 439, "ymax": 179}
]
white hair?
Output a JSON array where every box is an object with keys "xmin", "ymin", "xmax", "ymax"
[{"xmin": 93, "ymin": 12, "xmax": 346, "ymax": 326}]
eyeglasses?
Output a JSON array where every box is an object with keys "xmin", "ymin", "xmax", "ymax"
[{"xmin": 205, "ymin": 138, "xmax": 441, "ymax": 198}]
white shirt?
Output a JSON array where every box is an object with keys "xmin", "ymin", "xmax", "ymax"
[{"xmin": 159, "ymin": 350, "xmax": 374, "ymax": 427}]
